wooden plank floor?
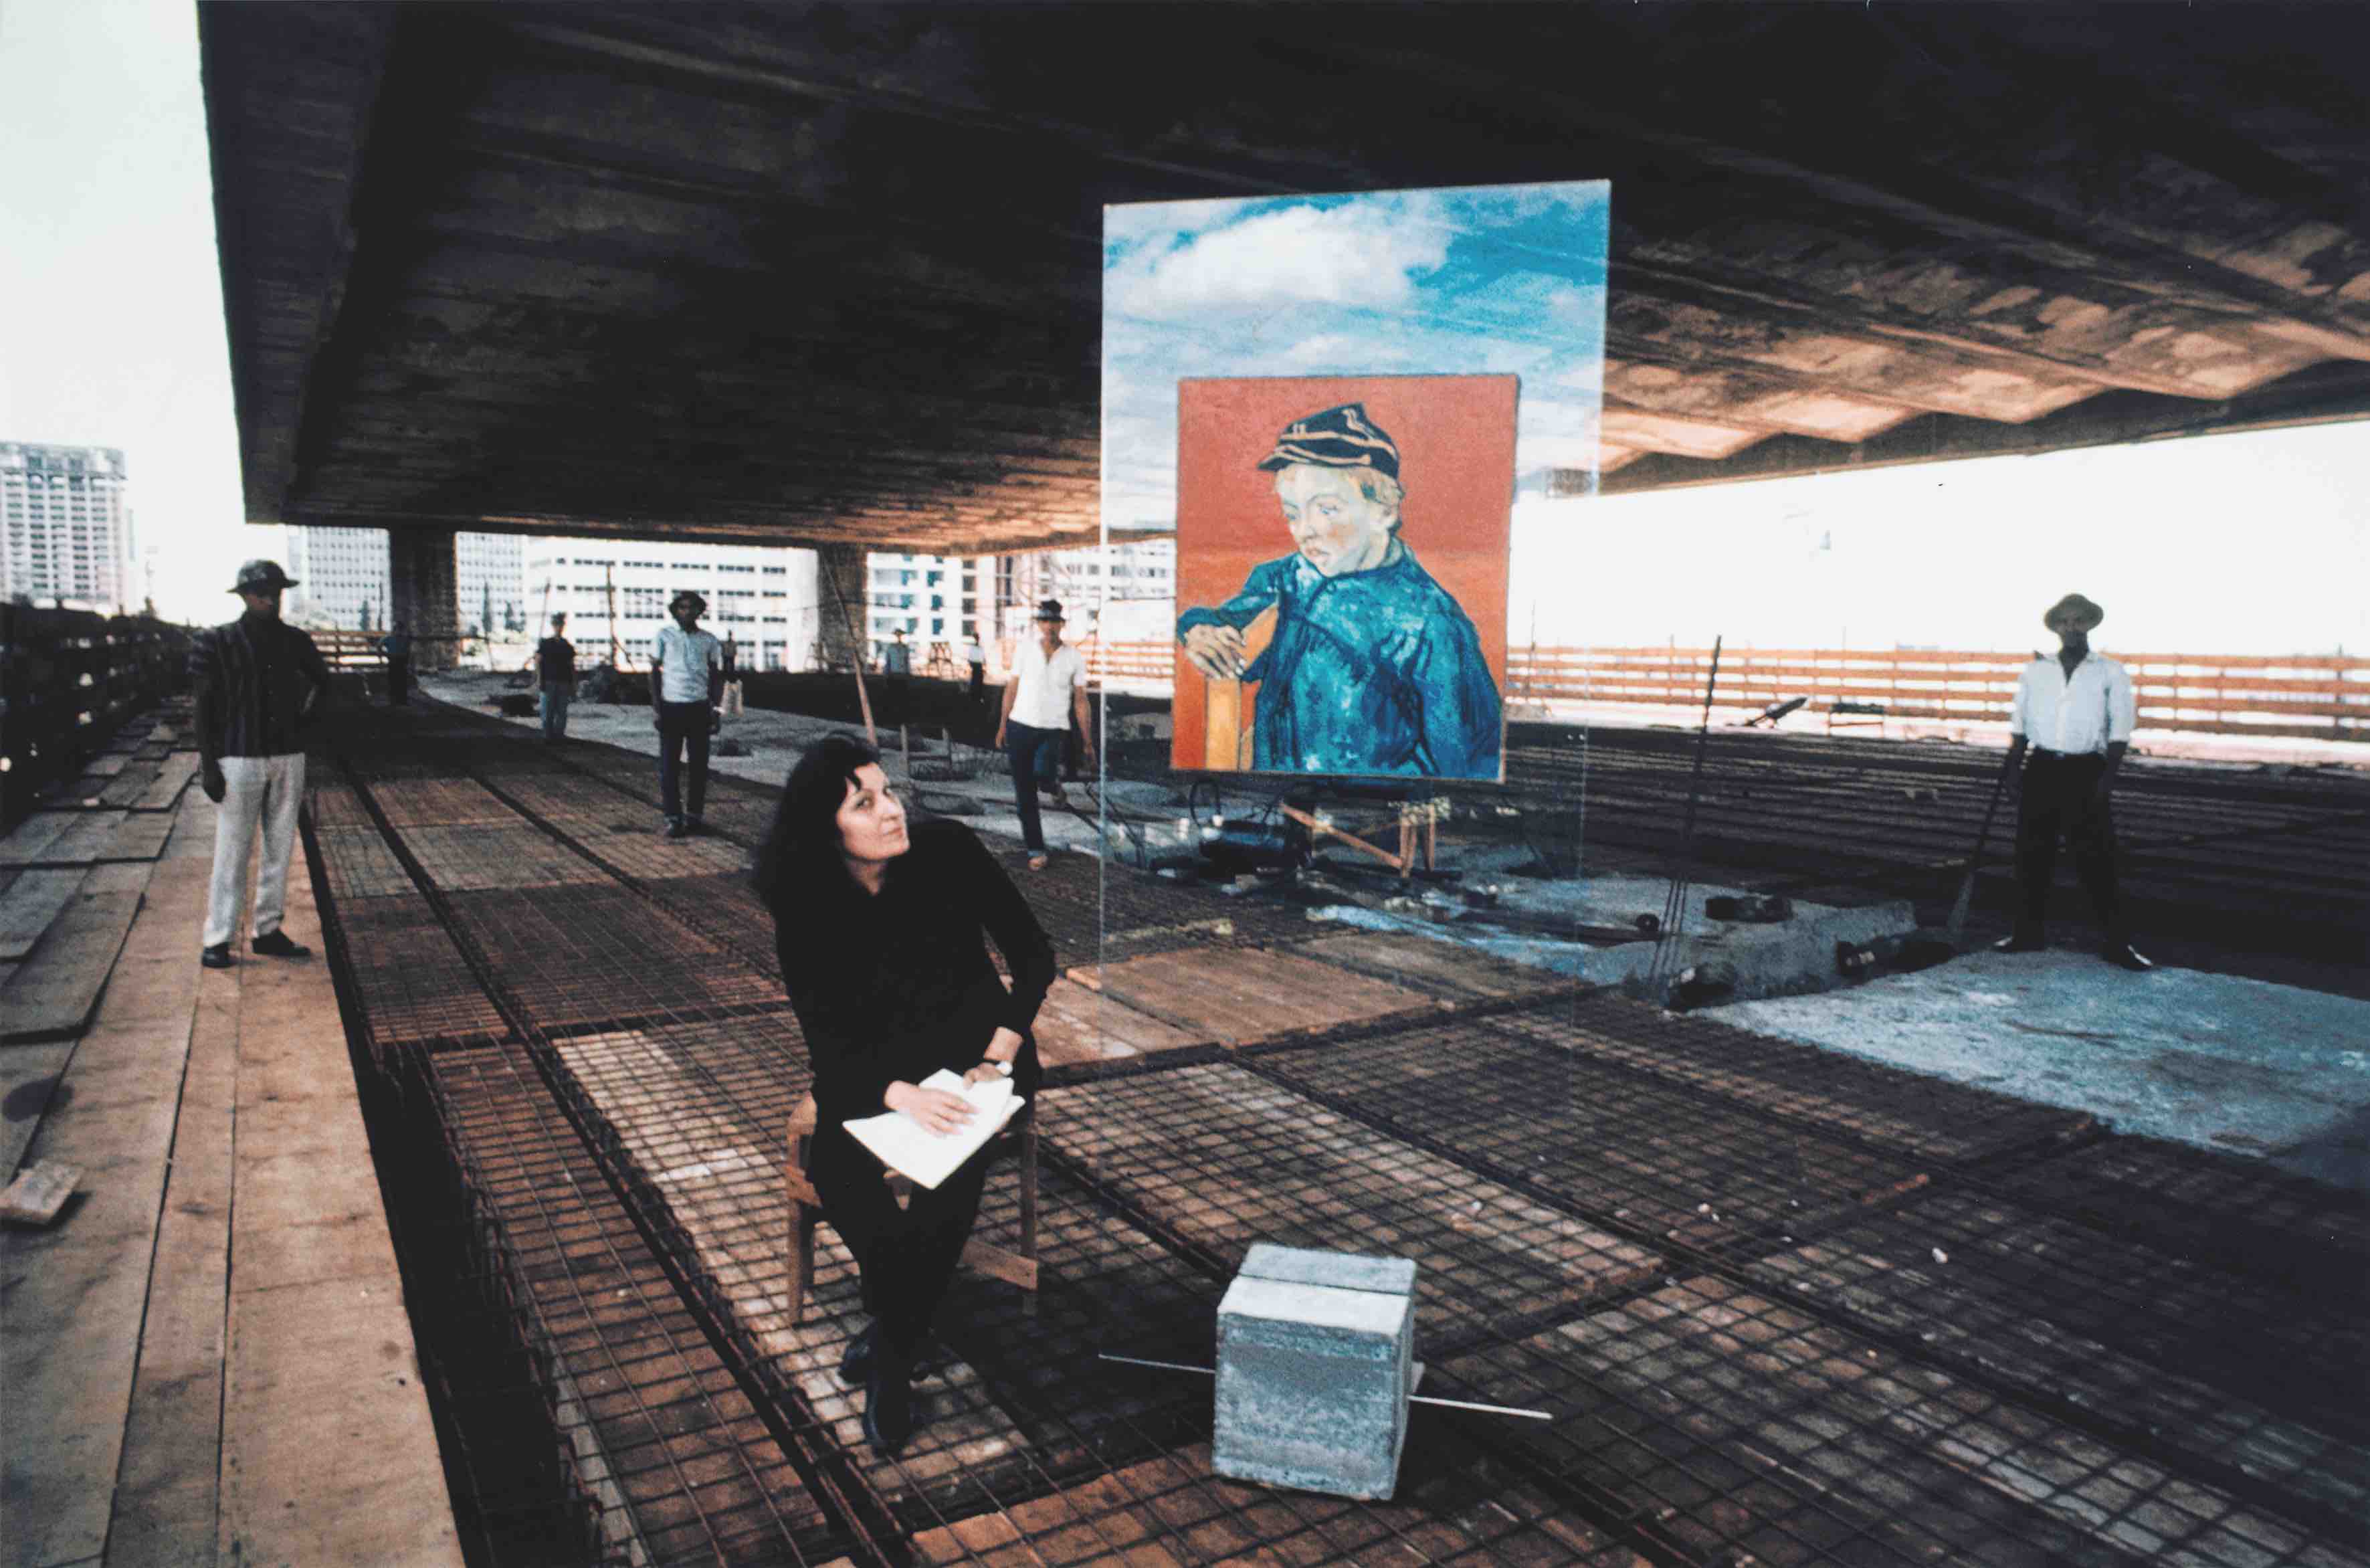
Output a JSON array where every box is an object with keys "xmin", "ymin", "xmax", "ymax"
[
  {"xmin": 1294, "ymin": 928, "xmax": 1576, "ymax": 1004},
  {"xmin": 1029, "ymin": 976, "xmax": 1207, "ymax": 1065},
  {"xmin": 0, "ymin": 785, "xmax": 461, "ymax": 1568},
  {"xmin": 1079, "ymin": 945, "xmax": 1438, "ymax": 1046}
]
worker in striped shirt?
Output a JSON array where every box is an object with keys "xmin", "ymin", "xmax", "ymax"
[{"xmin": 189, "ymin": 559, "xmax": 332, "ymax": 969}]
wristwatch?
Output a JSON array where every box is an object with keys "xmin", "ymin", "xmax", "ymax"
[{"xmin": 989, "ymin": 1059, "xmax": 1013, "ymax": 1077}]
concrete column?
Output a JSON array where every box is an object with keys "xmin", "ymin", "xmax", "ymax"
[
  {"xmin": 813, "ymin": 543, "xmax": 868, "ymax": 672},
  {"xmin": 387, "ymin": 528, "xmax": 460, "ymax": 672}
]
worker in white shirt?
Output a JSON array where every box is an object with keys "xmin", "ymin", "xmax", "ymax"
[
  {"xmin": 995, "ymin": 599, "xmax": 1094, "ymax": 870},
  {"xmin": 1999, "ymin": 593, "xmax": 2149, "ymax": 970},
  {"xmin": 650, "ymin": 589, "xmax": 726, "ymax": 839}
]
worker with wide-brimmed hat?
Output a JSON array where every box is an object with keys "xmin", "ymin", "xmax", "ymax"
[
  {"xmin": 189, "ymin": 559, "xmax": 332, "ymax": 969},
  {"xmin": 1999, "ymin": 592, "xmax": 2149, "ymax": 969},
  {"xmin": 995, "ymin": 598, "xmax": 1094, "ymax": 870},
  {"xmin": 650, "ymin": 587, "xmax": 725, "ymax": 838}
]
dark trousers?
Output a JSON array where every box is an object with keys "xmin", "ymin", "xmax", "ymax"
[
  {"xmin": 968, "ymin": 664, "xmax": 986, "ymax": 701},
  {"xmin": 2013, "ymin": 751, "xmax": 2122, "ymax": 938},
  {"xmin": 1005, "ymin": 720, "xmax": 1065, "ymax": 852},
  {"xmin": 387, "ymin": 658, "xmax": 411, "ymax": 704},
  {"xmin": 809, "ymin": 1126, "xmax": 991, "ymax": 1357},
  {"xmin": 657, "ymin": 700, "xmax": 710, "ymax": 820}
]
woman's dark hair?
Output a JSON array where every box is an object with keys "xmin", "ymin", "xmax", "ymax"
[{"xmin": 753, "ymin": 733, "xmax": 880, "ymax": 915}]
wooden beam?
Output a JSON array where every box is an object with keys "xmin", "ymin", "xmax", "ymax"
[{"xmin": 1601, "ymin": 359, "xmax": 2370, "ymax": 496}]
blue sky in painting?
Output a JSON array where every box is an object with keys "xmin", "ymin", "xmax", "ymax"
[{"xmin": 1101, "ymin": 181, "xmax": 1610, "ymax": 532}]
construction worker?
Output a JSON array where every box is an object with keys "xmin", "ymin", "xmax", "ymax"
[
  {"xmin": 1997, "ymin": 592, "xmax": 2149, "ymax": 971},
  {"xmin": 996, "ymin": 599, "xmax": 1094, "ymax": 870},
  {"xmin": 650, "ymin": 590, "xmax": 724, "ymax": 838},
  {"xmin": 190, "ymin": 559, "xmax": 331, "ymax": 969},
  {"xmin": 536, "ymin": 612, "xmax": 575, "ymax": 739}
]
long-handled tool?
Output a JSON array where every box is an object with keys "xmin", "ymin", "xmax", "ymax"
[{"xmin": 1945, "ymin": 747, "xmax": 2021, "ymax": 941}]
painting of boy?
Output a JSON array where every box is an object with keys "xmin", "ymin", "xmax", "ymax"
[{"xmin": 1173, "ymin": 377, "xmax": 1514, "ymax": 781}]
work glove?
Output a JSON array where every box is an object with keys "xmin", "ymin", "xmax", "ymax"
[{"xmin": 201, "ymin": 759, "xmax": 226, "ymax": 804}]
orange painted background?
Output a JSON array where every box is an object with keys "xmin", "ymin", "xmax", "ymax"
[{"xmin": 1167, "ymin": 373, "xmax": 1519, "ymax": 773}]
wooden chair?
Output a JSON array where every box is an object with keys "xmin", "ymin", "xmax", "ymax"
[
  {"xmin": 1200, "ymin": 605, "xmax": 1276, "ymax": 770},
  {"xmin": 783, "ymin": 1091, "xmax": 1041, "ymax": 1324}
]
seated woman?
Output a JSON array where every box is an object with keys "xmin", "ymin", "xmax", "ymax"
[{"xmin": 755, "ymin": 734, "xmax": 1052, "ymax": 1456}]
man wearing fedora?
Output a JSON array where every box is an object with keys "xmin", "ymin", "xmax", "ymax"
[
  {"xmin": 1999, "ymin": 592, "xmax": 2149, "ymax": 970},
  {"xmin": 189, "ymin": 560, "xmax": 333, "ymax": 969},
  {"xmin": 995, "ymin": 598, "xmax": 1094, "ymax": 870},
  {"xmin": 650, "ymin": 588, "xmax": 725, "ymax": 838}
]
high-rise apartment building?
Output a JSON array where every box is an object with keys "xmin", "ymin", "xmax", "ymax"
[
  {"xmin": 286, "ymin": 527, "xmax": 527, "ymax": 635},
  {"xmin": 2, "ymin": 444, "xmax": 133, "ymax": 609},
  {"xmin": 525, "ymin": 538, "xmax": 820, "ymax": 670},
  {"xmin": 285, "ymin": 526, "xmax": 389, "ymax": 629},
  {"xmin": 999, "ymin": 537, "xmax": 1175, "ymax": 635},
  {"xmin": 864, "ymin": 552, "xmax": 995, "ymax": 666}
]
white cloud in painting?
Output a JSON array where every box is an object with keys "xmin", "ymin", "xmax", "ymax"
[
  {"xmin": 1280, "ymin": 332, "xmax": 1414, "ymax": 368},
  {"xmin": 1108, "ymin": 200, "xmax": 1451, "ymax": 321}
]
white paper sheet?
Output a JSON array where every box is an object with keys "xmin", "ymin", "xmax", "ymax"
[{"xmin": 841, "ymin": 1069, "xmax": 1023, "ymax": 1190}]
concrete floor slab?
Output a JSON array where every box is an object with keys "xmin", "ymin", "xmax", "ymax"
[{"xmin": 1714, "ymin": 949, "xmax": 2370, "ymax": 1182}]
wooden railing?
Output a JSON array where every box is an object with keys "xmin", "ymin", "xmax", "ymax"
[
  {"xmin": 1074, "ymin": 636, "xmax": 1175, "ymax": 684},
  {"xmin": 1075, "ymin": 638, "xmax": 2370, "ymax": 742},
  {"xmin": 312, "ymin": 629, "xmax": 391, "ymax": 669}
]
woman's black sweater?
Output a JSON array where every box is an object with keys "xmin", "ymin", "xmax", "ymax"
[{"xmin": 775, "ymin": 819, "xmax": 1056, "ymax": 1128}]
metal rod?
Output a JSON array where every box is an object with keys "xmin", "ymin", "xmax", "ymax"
[{"xmin": 1097, "ymin": 1354, "xmax": 1553, "ymax": 1422}]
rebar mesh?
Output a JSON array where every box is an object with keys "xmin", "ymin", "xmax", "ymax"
[{"xmin": 292, "ymin": 700, "xmax": 2370, "ymax": 1568}]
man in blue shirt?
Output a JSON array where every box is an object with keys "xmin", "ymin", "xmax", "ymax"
[
  {"xmin": 535, "ymin": 613, "xmax": 575, "ymax": 740},
  {"xmin": 1177, "ymin": 403, "xmax": 1502, "ymax": 779}
]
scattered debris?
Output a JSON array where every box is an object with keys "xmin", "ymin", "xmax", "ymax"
[
  {"xmin": 0, "ymin": 1161, "xmax": 82, "ymax": 1226},
  {"xmin": 1704, "ymin": 894, "xmax": 1793, "ymax": 923}
]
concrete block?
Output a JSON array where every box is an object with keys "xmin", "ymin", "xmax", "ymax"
[{"xmin": 1212, "ymin": 1244, "xmax": 1416, "ymax": 1500}]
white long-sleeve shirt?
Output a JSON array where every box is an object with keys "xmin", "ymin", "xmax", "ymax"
[{"xmin": 2011, "ymin": 652, "xmax": 2135, "ymax": 755}]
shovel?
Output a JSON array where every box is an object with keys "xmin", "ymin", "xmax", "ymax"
[{"xmin": 1945, "ymin": 747, "xmax": 2020, "ymax": 941}]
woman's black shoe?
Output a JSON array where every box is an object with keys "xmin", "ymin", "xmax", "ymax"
[
  {"xmin": 840, "ymin": 1325, "xmax": 945, "ymax": 1387},
  {"xmin": 862, "ymin": 1359, "xmax": 913, "ymax": 1457},
  {"xmin": 837, "ymin": 1323, "xmax": 878, "ymax": 1386}
]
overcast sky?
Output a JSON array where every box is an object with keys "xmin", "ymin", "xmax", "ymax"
[
  {"xmin": 5, "ymin": 0, "xmax": 2364, "ymax": 654},
  {"xmin": 1, "ymin": 0, "xmax": 250, "ymax": 620}
]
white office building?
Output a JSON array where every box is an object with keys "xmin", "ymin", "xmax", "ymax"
[
  {"xmin": 286, "ymin": 528, "xmax": 527, "ymax": 635},
  {"xmin": 999, "ymin": 536, "xmax": 1175, "ymax": 635},
  {"xmin": 2, "ymin": 444, "xmax": 133, "ymax": 610},
  {"xmin": 458, "ymin": 532, "xmax": 526, "ymax": 636},
  {"xmin": 865, "ymin": 552, "xmax": 996, "ymax": 669},
  {"xmin": 525, "ymin": 538, "xmax": 821, "ymax": 670},
  {"xmin": 284, "ymin": 526, "xmax": 388, "ymax": 629}
]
